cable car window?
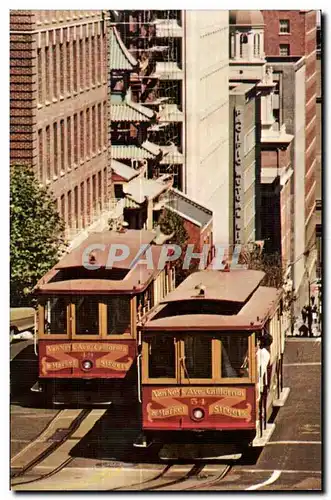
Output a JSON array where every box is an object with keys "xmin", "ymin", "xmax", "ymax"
[
  {"xmin": 107, "ymin": 296, "xmax": 130, "ymax": 335},
  {"xmin": 148, "ymin": 336, "xmax": 175, "ymax": 379},
  {"xmin": 221, "ymin": 335, "xmax": 249, "ymax": 378},
  {"xmin": 183, "ymin": 335, "xmax": 212, "ymax": 379},
  {"xmin": 45, "ymin": 297, "xmax": 67, "ymax": 334},
  {"xmin": 75, "ymin": 297, "xmax": 99, "ymax": 335}
]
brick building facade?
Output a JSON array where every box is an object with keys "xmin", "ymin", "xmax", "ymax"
[
  {"xmin": 262, "ymin": 10, "xmax": 317, "ymax": 277},
  {"xmin": 10, "ymin": 10, "xmax": 111, "ymax": 236}
]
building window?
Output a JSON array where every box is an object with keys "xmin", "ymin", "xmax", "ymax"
[
  {"xmin": 98, "ymin": 103, "xmax": 102, "ymax": 151},
  {"xmin": 279, "ymin": 20, "xmax": 290, "ymax": 33},
  {"xmin": 86, "ymin": 177, "xmax": 91, "ymax": 222},
  {"xmin": 74, "ymin": 113, "xmax": 78, "ymax": 164},
  {"xmin": 80, "ymin": 110, "xmax": 85, "ymax": 162},
  {"xmin": 74, "ymin": 185, "xmax": 78, "ymax": 228},
  {"xmin": 67, "ymin": 190, "xmax": 72, "ymax": 227},
  {"xmin": 280, "ymin": 44, "xmax": 290, "ymax": 56},
  {"xmin": 53, "ymin": 122, "xmax": 58, "ymax": 177},
  {"xmin": 86, "ymin": 108, "xmax": 90, "ymax": 157},
  {"xmin": 92, "ymin": 174, "xmax": 97, "ymax": 210},
  {"xmin": 46, "ymin": 126, "xmax": 50, "ymax": 181},
  {"xmin": 60, "ymin": 119, "xmax": 65, "ymax": 174},
  {"xmin": 254, "ymin": 34, "xmax": 260, "ymax": 57},
  {"xmin": 97, "ymin": 34, "xmax": 101, "ymax": 83},
  {"xmin": 92, "ymin": 105, "xmax": 96, "ymax": 154},
  {"xmin": 59, "ymin": 43, "xmax": 64, "ymax": 96},
  {"xmin": 86, "ymin": 37, "xmax": 90, "ymax": 89},
  {"xmin": 73, "ymin": 41, "xmax": 77, "ymax": 92},
  {"xmin": 79, "ymin": 39, "xmax": 84, "ymax": 90},
  {"xmin": 67, "ymin": 117, "xmax": 71, "ymax": 168},
  {"xmin": 98, "ymin": 170, "xmax": 102, "ymax": 207},
  {"xmin": 37, "ymin": 49, "xmax": 43, "ymax": 104},
  {"xmin": 103, "ymin": 101, "xmax": 108, "ymax": 148},
  {"xmin": 66, "ymin": 42, "xmax": 71, "ymax": 95},
  {"xmin": 240, "ymin": 33, "xmax": 248, "ymax": 58},
  {"xmin": 38, "ymin": 129, "xmax": 43, "ymax": 181},
  {"xmin": 52, "ymin": 45, "xmax": 57, "ymax": 100},
  {"xmin": 91, "ymin": 36, "xmax": 96, "ymax": 85},
  {"xmin": 230, "ymin": 33, "xmax": 236, "ymax": 58},
  {"xmin": 45, "ymin": 47, "xmax": 50, "ymax": 102},
  {"xmin": 103, "ymin": 167, "xmax": 107, "ymax": 203},
  {"xmin": 80, "ymin": 182, "xmax": 85, "ymax": 227}
]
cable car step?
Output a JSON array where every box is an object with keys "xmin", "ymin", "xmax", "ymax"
[
  {"xmin": 273, "ymin": 387, "xmax": 290, "ymax": 407},
  {"xmin": 252, "ymin": 423, "xmax": 275, "ymax": 447}
]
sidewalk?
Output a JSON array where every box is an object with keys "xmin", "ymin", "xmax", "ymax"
[{"xmin": 287, "ymin": 316, "xmax": 322, "ymax": 338}]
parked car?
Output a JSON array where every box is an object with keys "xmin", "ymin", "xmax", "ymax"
[{"xmin": 10, "ymin": 307, "xmax": 35, "ymax": 341}]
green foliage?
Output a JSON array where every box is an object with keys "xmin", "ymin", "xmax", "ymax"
[
  {"xmin": 10, "ymin": 165, "xmax": 66, "ymax": 306},
  {"xmin": 241, "ymin": 244, "xmax": 284, "ymax": 289},
  {"xmin": 158, "ymin": 208, "xmax": 188, "ymax": 246},
  {"xmin": 158, "ymin": 208, "xmax": 195, "ymax": 285}
]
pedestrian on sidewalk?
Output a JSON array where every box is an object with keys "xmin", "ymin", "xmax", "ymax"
[
  {"xmin": 298, "ymin": 323, "xmax": 309, "ymax": 337},
  {"xmin": 312, "ymin": 304, "xmax": 318, "ymax": 324},
  {"xmin": 306, "ymin": 305, "xmax": 313, "ymax": 337},
  {"xmin": 301, "ymin": 306, "xmax": 307, "ymax": 324}
]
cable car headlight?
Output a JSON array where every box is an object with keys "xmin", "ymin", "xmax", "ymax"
[
  {"xmin": 192, "ymin": 408, "xmax": 205, "ymax": 421},
  {"xmin": 82, "ymin": 359, "xmax": 93, "ymax": 371}
]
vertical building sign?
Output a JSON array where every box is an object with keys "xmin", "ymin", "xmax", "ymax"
[{"xmin": 234, "ymin": 107, "xmax": 244, "ymax": 244}]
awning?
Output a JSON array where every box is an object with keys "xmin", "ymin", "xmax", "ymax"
[{"xmin": 109, "ymin": 27, "xmax": 137, "ymax": 71}]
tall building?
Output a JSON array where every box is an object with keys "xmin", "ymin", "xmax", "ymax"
[
  {"xmin": 265, "ymin": 56, "xmax": 307, "ymax": 310},
  {"xmin": 184, "ymin": 11, "xmax": 230, "ymax": 244},
  {"xmin": 228, "ymin": 11, "xmax": 293, "ymax": 273},
  {"xmin": 115, "ymin": 10, "xmax": 230, "ymax": 244},
  {"xmin": 10, "ymin": 10, "xmax": 111, "ymax": 238},
  {"xmin": 315, "ymin": 11, "xmax": 322, "ymax": 278},
  {"xmin": 262, "ymin": 10, "xmax": 318, "ymax": 286}
]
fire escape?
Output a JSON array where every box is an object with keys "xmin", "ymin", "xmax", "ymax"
[{"xmin": 115, "ymin": 10, "xmax": 184, "ymax": 190}]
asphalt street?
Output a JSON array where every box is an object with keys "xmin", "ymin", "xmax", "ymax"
[{"xmin": 10, "ymin": 336, "xmax": 322, "ymax": 491}]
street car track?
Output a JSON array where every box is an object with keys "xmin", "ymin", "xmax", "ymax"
[
  {"xmin": 11, "ymin": 409, "xmax": 91, "ymax": 486},
  {"xmin": 113, "ymin": 463, "xmax": 233, "ymax": 491},
  {"xmin": 145, "ymin": 463, "xmax": 233, "ymax": 491}
]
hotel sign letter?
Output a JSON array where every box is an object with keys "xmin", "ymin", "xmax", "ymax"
[{"xmin": 234, "ymin": 107, "xmax": 244, "ymax": 244}]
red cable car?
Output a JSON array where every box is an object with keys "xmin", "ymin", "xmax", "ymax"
[{"xmin": 137, "ymin": 268, "xmax": 288, "ymax": 453}]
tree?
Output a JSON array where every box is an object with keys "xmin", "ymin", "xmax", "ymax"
[
  {"xmin": 157, "ymin": 208, "xmax": 196, "ymax": 285},
  {"xmin": 239, "ymin": 243, "xmax": 296, "ymax": 334},
  {"xmin": 10, "ymin": 165, "xmax": 66, "ymax": 306},
  {"xmin": 239, "ymin": 244, "xmax": 284, "ymax": 288}
]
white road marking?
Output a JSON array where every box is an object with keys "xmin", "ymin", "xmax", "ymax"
[
  {"xmin": 287, "ymin": 338, "xmax": 321, "ymax": 342},
  {"xmin": 284, "ymin": 362, "xmax": 321, "ymax": 366},
  {"xmin": 246, "ymin": 470, "xmax": 281, "ymax": 490},
  {"xmin": 240, "ymin": 469, "xmax": 321, "ymax": 475},
  {"xmin": 267, "ymin": 441, "xmax": 321, "ymax": 445}
]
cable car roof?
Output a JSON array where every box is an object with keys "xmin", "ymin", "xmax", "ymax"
[
  {"xmin": 160, "ymin": 269, "xmax": 265, "ymax": 304},
  {"xmin": 34, "ymin": 230, "xmax": 164, "ymax": 295},
  {"xmin": 143, "ymin": 285, "xmax": 281, "ymax": 331}
]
